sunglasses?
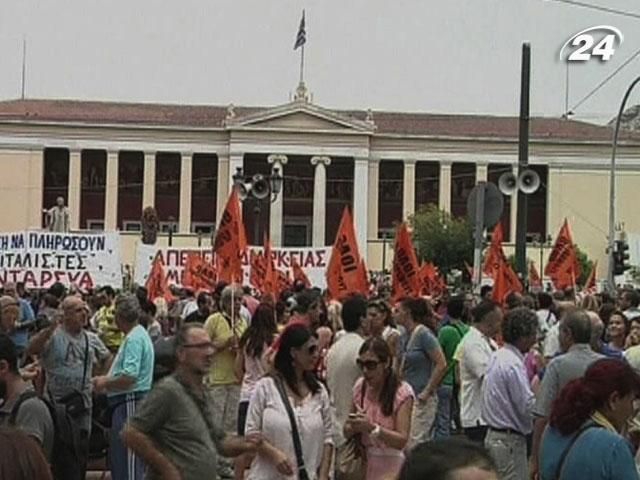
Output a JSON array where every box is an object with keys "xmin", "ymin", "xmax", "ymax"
[
  {"xmin": 357, "ymin": 359, "xmax": 381, "ymax": 371},
  {"xmin": 298, "ymin": 344, "xmax": 318, "ymax": 355}
]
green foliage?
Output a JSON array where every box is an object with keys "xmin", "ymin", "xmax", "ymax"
[
  {"xmin": 410, "ymin": 205, "xmax": 474, "ymax": 274},
  {"xmin": 575, "ymin": 245, "xmax": 594, "ymax": 286}
]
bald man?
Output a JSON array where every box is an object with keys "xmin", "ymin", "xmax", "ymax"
[
  {"xmin": 0, "ymin": 296, "xmax": 20, "ymax": 336},
  {"xmin": 27, "ymin": 295, "xmax": 112, "ymax": 478}
]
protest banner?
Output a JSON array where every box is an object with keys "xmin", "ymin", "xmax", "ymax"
[
  {"xmin": 0, "ymin": 231, "xmax": 122, "ymax": 290},
  {"xmin": 134, "ymin": 244, "xmax": 331, "ymax": 289}
]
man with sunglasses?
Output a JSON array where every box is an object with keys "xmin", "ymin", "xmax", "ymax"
[{"xmin": 123, "ymin": 324, "xmax": 261, "ymax": 480}]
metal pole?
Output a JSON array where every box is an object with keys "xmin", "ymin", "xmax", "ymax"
[
  {"xmin": 381, "ymin": 234, "xmax": 387, "ymax": 274},
  {"xmin": 516, "ymin": 43, "xmax": 531, "ymax": 281},
  {"xmin": 608, "ymin": 75, "xmax": 640, "ymax": 290},
  {"xmin": 253, "ymin": 203, "xmax": 260, "ymax": 247},
  {"xmin": 473, "ymin": 183, "xmax": 486, "ymax": 292}
]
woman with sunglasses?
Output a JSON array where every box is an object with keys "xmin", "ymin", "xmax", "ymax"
[
  {"xmin": 539, "ymin": 358, "xmax": 640, "ymax": 480},
  {"xmin": 344, "ymin": 337, "xmax": 414, "ymax": 480},
  {"xmin": 367, "ymin": 299, "xmax": 400, "ymax": 367},
  {"xmin": 245, "ymin": 323, "xmax": 333, "ymax": 480},
  {"xmin": 234, "ymin": 303, "xmax": 279, "ymax": 480}
]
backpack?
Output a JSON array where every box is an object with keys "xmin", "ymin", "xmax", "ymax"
[{"xmin": 10, "ymin": 390, "xmax": 86, "ymax": 480}]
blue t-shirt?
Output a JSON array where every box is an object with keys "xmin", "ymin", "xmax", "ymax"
[
  {"xmin": 401, "ymin": 325, "xmax": 440, "ymax": 395},
  {"xmin": 108, "ymin": 325, "xmax": 154, "ymax": 397},
  {"xmin": 540, "ymin": 423, "xmax": 639, "ymax": 480}
]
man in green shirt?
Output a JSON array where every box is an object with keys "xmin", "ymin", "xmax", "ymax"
[
  {"xmin": 435, "ymin": 295, "xmax": 469, "ymax": 439},
  {"xmin": 122, "ymin": 324, "xmax": 260, "ymax": 480}
]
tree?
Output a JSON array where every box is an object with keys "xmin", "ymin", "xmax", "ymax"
[
  {"xmin": 410, "ymin": 205, "xmax": 474, "ymax": 275},
  {"xmin": 575, "ymin": 245, "xmax": 594, "ymax": 287}
]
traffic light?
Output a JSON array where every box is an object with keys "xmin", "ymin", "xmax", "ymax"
[{"xmin": 613, "ymin": 239, "xmax": 631, "ymax": 276}]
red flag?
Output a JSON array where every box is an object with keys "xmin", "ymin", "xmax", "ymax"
[
  {"xmin": 529, "ymin": 261, "xmax": 542, "ymax": 289},
  {"xmin": 391, "ymin": 223, "xmax": 421, "ymax": 302},
  {"xmin": 545, "ymin": 219, "xmax": 581, "ymax": 290},
  {"xmin": 491, "ymin": 260, "xmax": 509, "ymax": 305},
  {"xmin": 262, "ymin": 237, "xmax": 278, "ymax": 298},
  {"xmin": 182, "ymin": 253, "xmax": 217, "ymax": 291},
  {"xmin": 419, "ymin": 262, "xmax": 447, "ymax": 297},
  {"xmin": 249, "ymin": 250, "xmax": 266, "ymax": 292},
  {"xmin": 584, "ymin": 260, "xmax": 597, "ymax": 292},
  {"xmin": 214, "ymin": 188, "xmax": 247, "ymax": 284},
  {"xmin": 483, "ymin": 223, "xmax": 506, "ymax": 275},
  {"xmin": 291, "ymin": 257, "xmax": 311, "ymax": 288},
  {"xmin": 146, "ymin": 253, "xmax": 173, "ymax": 302},
  {"xmin": 276, "ymin": 269, "xmax": 292, "ymax": 298},
  {"xmin": 326, "ymin": 208, "xmax": 367, "ymax": 300}
]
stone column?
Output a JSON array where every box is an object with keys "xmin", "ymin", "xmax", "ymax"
[
  {"xmin": 268, "ymin": 154, "xmax": 288, "ymax": 246},
  {"xmin": 216, "ymin": 152, "xmax": 230, "ymax": 225},
  {"xmin": 142, "ymin": 151, "xmax": 156, "ymax": 208},
  {"xmin": 311, "ymin": 156, "xmax": 331, "ymax": 247},
  {"xmin": 367, "ymin": 158, "xmax": 380, "ymax": 240},
  {"xmin": 68, "ymin": 149, "xmax": 82, "ymax": 230},
  {"xmin": 104, "ymin": 151, "xmax": 119, "ymax": 231},
  {"xmin": 402, "ymin": 159, "xmax": 416, "ymax": 221},
  {"xmin": 353, "ymin": 157, "xmax": 370, "ymax": 258},
  {"xmin": 476, "ymin": 162, "xmax": 488, "ymax": 183},
  {"xmin": 510, "ymin": 164, "xmax": 518, "ymax": 241},
  {"xmin": 439, "ymin": 161, "xmax": 452, "ymax": 213},
  {"xmin": 179, "ymin": 153, "xmax": 193, "ymax": 233}
]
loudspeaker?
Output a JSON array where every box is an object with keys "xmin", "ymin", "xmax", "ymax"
[
  {"xmin": 517, "ymin": 169, "xmax": 540, "ymax": 194},
  {"xmin": 251, "ymin": 174, "xmax": 270, "ymax": 200},
  {"xmin": 498, "ymin": 172, "xmax": 518, "ymax": 196}
]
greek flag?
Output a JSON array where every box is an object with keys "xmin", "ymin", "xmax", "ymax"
[{"xmin": 294, "ymin": 10, "xmax": 306, "ymax": 50}]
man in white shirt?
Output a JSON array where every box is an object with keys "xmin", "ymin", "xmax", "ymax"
[
  {"xmin": 454, "ymin": 300, "xmax": 502, "ymax": 443},
  {"xmin": 46, "ymin": 196, "xmax": 70, "ymax": 233},
  {"xmin": 326, "ymin": 295, "xmax": 369, "ymax": 448}
]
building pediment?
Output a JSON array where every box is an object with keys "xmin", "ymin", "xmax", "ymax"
[{"xmin": 224, "ymin": 101, "xmax": 375, "ymax": 134}]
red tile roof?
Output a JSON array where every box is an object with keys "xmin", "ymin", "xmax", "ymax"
[{"xmin": 0, "ymin": 98, "xmax": 636, "ymax": 143}]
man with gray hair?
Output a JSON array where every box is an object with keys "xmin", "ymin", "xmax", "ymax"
[
  {"xmin": 93, "ymin": 293, "xmax": 154, "ymax": 480},
  {"xmin": 529, "ymin": 309, "xmax": 603, "ymax": 479},
  {"xmin": 481, "ymin": 307, "xmax": 538, "ymax": 480}
]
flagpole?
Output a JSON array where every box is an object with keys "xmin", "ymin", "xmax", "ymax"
[{"xmin": 299, "ymin": 44, "xmax": 305, "ymax": 85}]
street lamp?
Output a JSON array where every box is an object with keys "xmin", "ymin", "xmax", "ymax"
[
  {"xmin": 608, "ymin": 75, "xmax": 640, "ymax": 291},
  {"xmin": 232, "ymin": 166, "xmax": 284, "ymax": 245}
]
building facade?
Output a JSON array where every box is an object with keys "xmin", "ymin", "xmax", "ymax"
[{"xmin": 0, "ymin": 94, "xmax": 639, "ymax": 272}]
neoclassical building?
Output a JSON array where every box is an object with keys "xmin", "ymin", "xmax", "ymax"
[{"xmin": 1, "ymin": 89, "xmax": 639, "ymax": 271}]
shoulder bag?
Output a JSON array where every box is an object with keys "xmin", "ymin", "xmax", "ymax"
[
  {"xmin": 336, "ymin": 382, "xmax": 367, "ymax": 480},
  {"xmin": 271, "ymin": 375, "xmax": 311, "ymax": 480}
]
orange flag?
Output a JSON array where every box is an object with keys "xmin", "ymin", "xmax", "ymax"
[
  {"xmin": 214, "ymin": 188, "xmax": 247, "ymax": 284},
  {"xmin": 262, "ymin": 237, "xmax": 278, "ymax": 298},
  {"xmin": 529, "ymin": 261, "xmax": 542, "ymax": 289},
  {"xmin": 483, "ymin": 223, "xmax": 507, "ymax": 275},
  {"xmin": 182, "ymin": 253, "xmax": 217, "ymax": 291},
  {"xmin": 419, "ymin": 262, "xmax": 447, "ymax": 297},
  {"xmin": 146, "ymin": 254, "xmax": 173, "ymax": 302},
  {"xmin": 491, "ymin": 260, "xmax": 509, "ymax": 305},
  {"xmin": 326, "ymin": 207, "xmax": 367, "ymax": 300},
  {"xmin": 291, "ymin": 257, "xmax": 311, "ymax": 288},
  {"xmin": 356, "ymin": 258, "xmax": 370, "ymax": 295},
  {"xmin": 276, "ymin": 269, "xmax": 292, "ymax": 298},
  {"xmin": 545, "ymin": 219, "xmax": 581, "ymax": 290},
  {"xmin": 391, "ymin": 223, "xmax": 421, "ymax": 302},
  {"xmin": 584, "ymin": 260, "xmax": 597, "ymax": 292}
]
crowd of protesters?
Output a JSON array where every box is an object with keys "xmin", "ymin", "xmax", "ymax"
[{"xmin": 2, "ymin": 275, "xmax": 640, "ymax": 480}]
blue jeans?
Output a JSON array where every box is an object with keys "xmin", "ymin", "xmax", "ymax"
[
  {"xmin": 109, "ymin": 392, "xmax": 146, "ymax": 480},
  {"xmin": 434, "ymin": 385, "xmax": 453, "ymax": 439}
]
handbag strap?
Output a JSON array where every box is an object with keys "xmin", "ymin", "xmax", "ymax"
[
  {"xmin": 271, "ymin": 375, "xmax": 309, "ymax": 478},
  {"xmin": 80, "ymin": 331, "xmax": 90, "ymax": 388},
  {"xmin": 554, "ymin": 424, "xmax": 599, "ymax": 480}
]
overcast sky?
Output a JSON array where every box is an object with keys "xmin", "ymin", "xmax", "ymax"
[{"xmin": 0, "ymin": 0, "xmax": 639, "ymax": 124}]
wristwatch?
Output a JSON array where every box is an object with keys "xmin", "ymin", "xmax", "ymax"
[{"xmin": 371, "ymin": 424, "xmax": 381, "ymax": 438}]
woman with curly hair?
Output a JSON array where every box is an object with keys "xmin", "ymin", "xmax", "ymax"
[{"xmin": 539, "ymin": 358, "xmax": 640, "ymax": 479}]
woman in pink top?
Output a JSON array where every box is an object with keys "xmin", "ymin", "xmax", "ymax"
[
  {"xmin": 344, "ymin": 337, "xmax": 414, "ymax": 480},
  {"xmin": 234, "ymin": 303, "xmax": 278, "ymax": 479}
]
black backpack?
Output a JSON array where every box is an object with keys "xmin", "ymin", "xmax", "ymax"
[{"xmin": 10, "ymin": 390, "xmax": 86, "ymax": 480}]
